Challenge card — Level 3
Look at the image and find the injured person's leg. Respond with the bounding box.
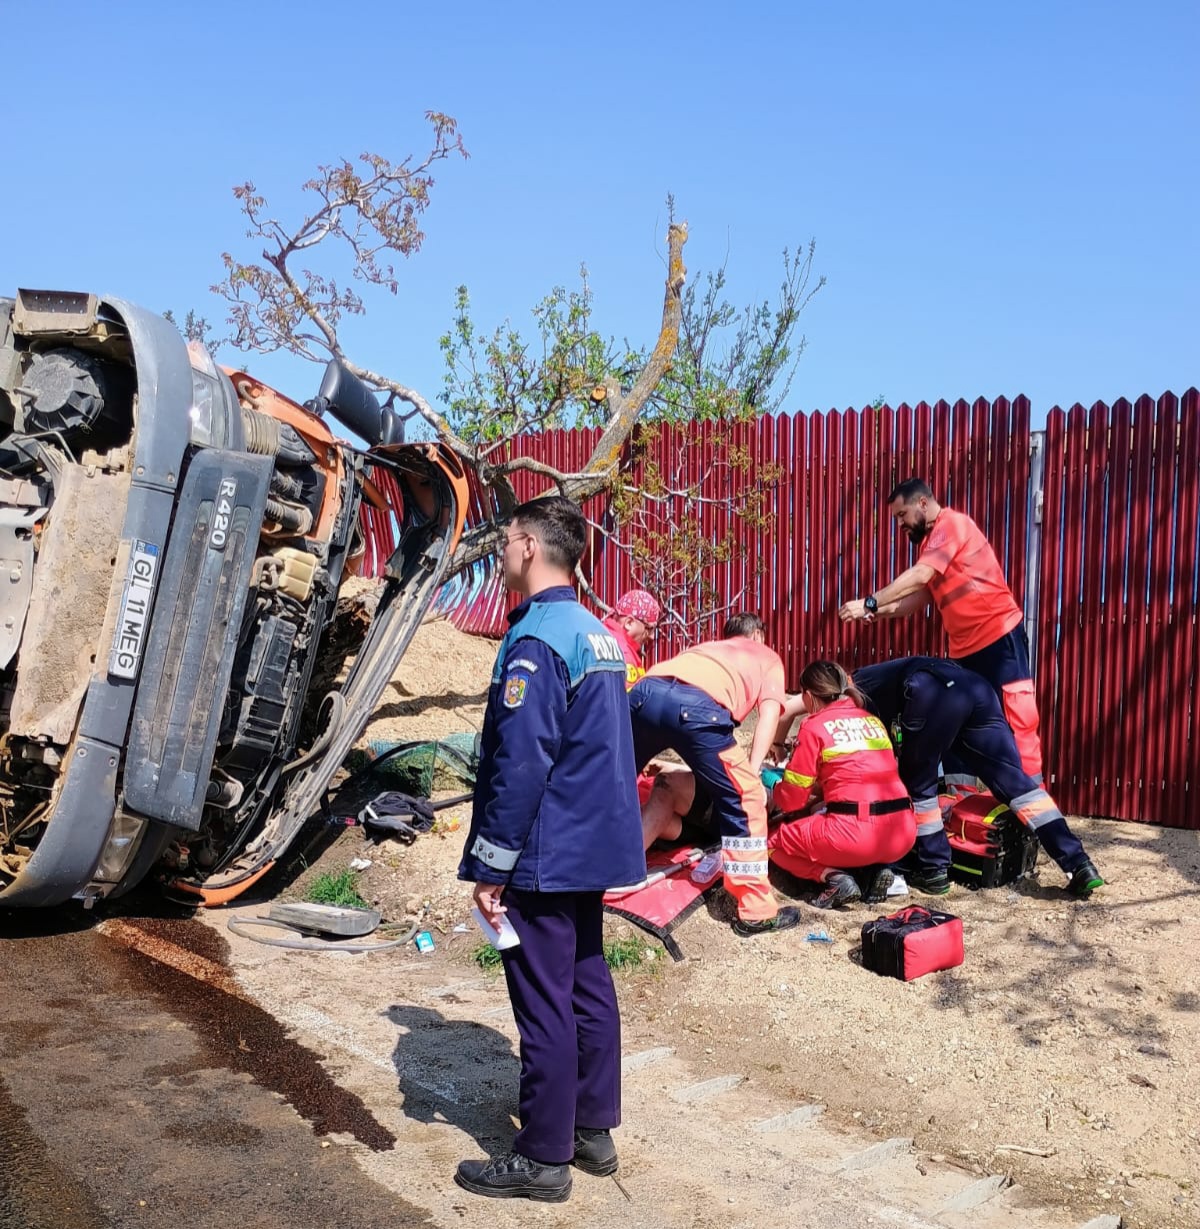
[640,766,698,848]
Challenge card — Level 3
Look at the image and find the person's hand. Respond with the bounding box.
[473,881,507,928]
[838,599,867,622]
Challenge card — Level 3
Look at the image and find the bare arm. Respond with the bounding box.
[771,693,808,755]
[873,562,936,606]
[839,562,936,622]
[875,587,932,618]
[750,698,783,775]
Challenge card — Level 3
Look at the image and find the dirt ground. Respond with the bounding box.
[256,610,1198,1228]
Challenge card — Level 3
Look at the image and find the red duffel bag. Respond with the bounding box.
[860,905,964,981]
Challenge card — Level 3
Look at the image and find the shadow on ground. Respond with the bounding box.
[386,1004,519,1155]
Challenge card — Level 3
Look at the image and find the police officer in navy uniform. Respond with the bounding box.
[455,496,645,1204]
[852,656,1103,898]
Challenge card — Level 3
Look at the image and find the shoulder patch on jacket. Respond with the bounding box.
[586,632,625,663]
[503,672,530,709]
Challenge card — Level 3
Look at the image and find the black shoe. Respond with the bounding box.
[813,871,862,910]
[573,1128,618,1176]
[863,866,895,904]
[454,1152,572,1202]
[1066,858,1104,899]
[907,870,952,896]
[731,905,801,938]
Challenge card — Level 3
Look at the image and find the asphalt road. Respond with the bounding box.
[0,909,431,1229]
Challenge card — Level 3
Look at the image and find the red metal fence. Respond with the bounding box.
[417,389,1198,828]
[1035,390,1200,828]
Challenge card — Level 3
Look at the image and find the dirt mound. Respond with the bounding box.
[346,589,496,746]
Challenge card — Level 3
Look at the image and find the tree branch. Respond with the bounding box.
[563,222,688,498]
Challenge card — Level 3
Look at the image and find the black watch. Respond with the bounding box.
[863,595,879,614]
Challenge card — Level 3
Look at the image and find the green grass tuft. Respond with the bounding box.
[305,869,368,909]
[603,935,660,970]
[470,933,662,973]
[471,941,503,970]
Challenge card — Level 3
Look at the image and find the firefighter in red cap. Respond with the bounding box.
[602,590,660,690]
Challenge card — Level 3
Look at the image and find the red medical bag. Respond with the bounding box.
[860,905,964,981]
[944,793,1039,889]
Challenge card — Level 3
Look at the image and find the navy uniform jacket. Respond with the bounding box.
[458,585,646,893]
[853,656,973,730]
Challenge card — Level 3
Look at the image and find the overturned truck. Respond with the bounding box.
[0,290,467,909]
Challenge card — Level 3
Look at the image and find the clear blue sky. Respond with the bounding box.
[2,1,1195,423]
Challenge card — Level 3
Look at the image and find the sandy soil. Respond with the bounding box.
[234,614,1200,1229]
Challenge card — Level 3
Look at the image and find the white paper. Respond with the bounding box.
[471,905,521,950]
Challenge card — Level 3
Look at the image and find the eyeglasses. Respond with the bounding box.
[495,531,532,558]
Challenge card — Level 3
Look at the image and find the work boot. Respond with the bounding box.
[906,870,952,896]
[731,906,801,938]
[862,866,895,904]
[1066,859,1104,899]
[813,871,862,910]
[573,1128,618,1176]
[454,1152,572,1202]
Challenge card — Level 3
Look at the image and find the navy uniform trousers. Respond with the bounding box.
[499,888,621,1164]
[897,668,1087,876]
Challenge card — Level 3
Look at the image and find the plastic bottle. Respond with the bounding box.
[690,851,723,884]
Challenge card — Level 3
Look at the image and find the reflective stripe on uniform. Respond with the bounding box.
[783,769,815,787]
[820,738,892,760]
[916,817,945,837]
[722,835,767,853]
[1009,787,1064,830]
[723,859,769,877]
[470,835,520,871]
[912,796,942,815]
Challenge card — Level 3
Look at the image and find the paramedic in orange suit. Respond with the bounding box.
[628,613,799,938]
[770,661,916,909]
[837,478,1044,780]
[601,590,660,690]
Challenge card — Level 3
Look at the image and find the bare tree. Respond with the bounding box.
[214,113,820,634]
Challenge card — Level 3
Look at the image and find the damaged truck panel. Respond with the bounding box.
[0,289,468,909]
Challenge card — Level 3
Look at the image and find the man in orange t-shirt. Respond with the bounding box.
[837,479,1043,779]
[628,613,799,938]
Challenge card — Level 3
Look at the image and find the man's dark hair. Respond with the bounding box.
[887,478,934,504]
[511,496,587,571]
[723,612,765,639]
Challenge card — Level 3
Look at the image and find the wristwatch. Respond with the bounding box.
[863,595,879,615]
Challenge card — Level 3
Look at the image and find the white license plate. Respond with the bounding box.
[108,540,160,680]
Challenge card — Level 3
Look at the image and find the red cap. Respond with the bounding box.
[613,590,660,626]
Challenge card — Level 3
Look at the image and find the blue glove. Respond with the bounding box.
[761,765,784,791]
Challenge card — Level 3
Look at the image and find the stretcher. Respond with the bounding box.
[603,843,722,961]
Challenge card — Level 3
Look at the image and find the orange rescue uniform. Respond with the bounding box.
[632,638,787,922]
[918,507,1043,777]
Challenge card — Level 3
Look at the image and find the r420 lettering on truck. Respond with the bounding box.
[209,478,238,550]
